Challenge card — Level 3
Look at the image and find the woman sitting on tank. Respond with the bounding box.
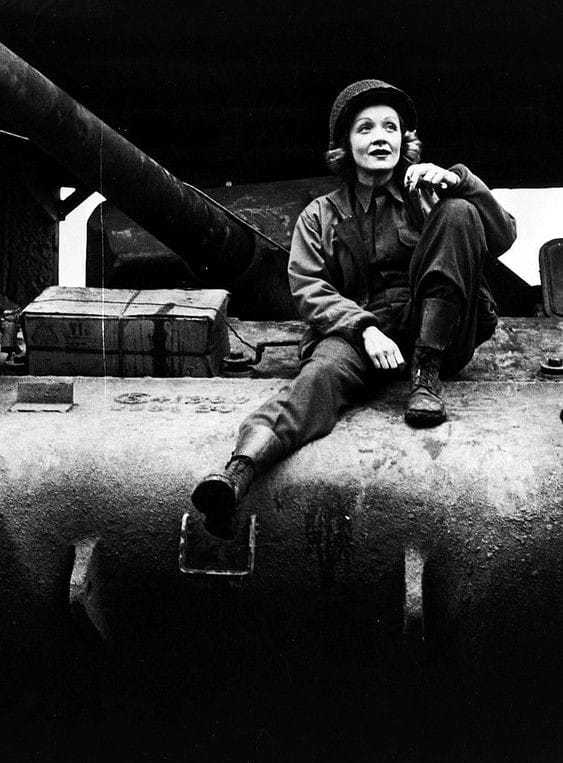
[192,78,516,538]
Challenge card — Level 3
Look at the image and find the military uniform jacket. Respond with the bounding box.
[288,163,517,357]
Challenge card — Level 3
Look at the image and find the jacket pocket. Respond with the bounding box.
[392,226,421,268]
[332,239,368,302]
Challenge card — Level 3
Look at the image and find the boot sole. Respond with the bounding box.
[404,409,447,428]
[191,475,237,538]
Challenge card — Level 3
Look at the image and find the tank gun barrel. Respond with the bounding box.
[0,42,255,285]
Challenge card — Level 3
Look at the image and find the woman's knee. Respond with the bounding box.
[434,197,482,228]
[301,343,369,392]
[426,197,487,252]
[300,352,344,384]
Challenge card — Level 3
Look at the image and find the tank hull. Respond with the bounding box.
[0,352,561,759]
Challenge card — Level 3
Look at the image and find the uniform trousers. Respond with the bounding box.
[237,197,494,456]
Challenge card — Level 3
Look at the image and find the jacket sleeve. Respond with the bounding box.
[287,202,378,343]
[447,163,517,257]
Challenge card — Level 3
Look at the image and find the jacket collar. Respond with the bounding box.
[355,180,405,213]
[325,184,355,219]
[326,180,404,218]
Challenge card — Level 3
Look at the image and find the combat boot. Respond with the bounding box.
[191,424,284,538]
[405,343,446,426]
[405,297,460,428]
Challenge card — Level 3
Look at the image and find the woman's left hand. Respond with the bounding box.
[404,163,460,192]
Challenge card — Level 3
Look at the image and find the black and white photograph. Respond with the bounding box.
[0,1,561,760]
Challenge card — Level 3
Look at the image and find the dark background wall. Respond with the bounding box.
[1,0,562,188]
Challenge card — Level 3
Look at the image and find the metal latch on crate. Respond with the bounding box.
[179,511,257,579]
[10,379,74,412]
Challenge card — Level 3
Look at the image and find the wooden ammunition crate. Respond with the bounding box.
[23,286,230,377]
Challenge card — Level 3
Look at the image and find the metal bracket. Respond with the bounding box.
[403,545,426,643]
[10,379,74,412]
[69,537,110,642]
[539,238,563,317]
[179,511,257,579]
[540,357,563,376]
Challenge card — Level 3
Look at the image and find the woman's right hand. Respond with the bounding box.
[362,326,405,371]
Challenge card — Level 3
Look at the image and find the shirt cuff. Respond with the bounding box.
[354,314,379,340]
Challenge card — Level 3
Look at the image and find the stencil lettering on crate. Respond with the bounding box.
[65,320,97,349]
[30,323,60,347]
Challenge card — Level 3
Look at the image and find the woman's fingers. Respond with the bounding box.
[405,163,459,191]
[393,347,406,368]
[362,328,405,372]
[387,350,405,370]
[372,348,405,371]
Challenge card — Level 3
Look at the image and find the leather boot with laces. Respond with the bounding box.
[191,425,284,538]
[404,297,460,428]
[404,344,446,427]
[191,456,255,538]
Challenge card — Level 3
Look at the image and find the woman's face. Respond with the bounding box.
[348,104,402,184]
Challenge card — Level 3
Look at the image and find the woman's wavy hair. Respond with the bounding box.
[325,113,422,183]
